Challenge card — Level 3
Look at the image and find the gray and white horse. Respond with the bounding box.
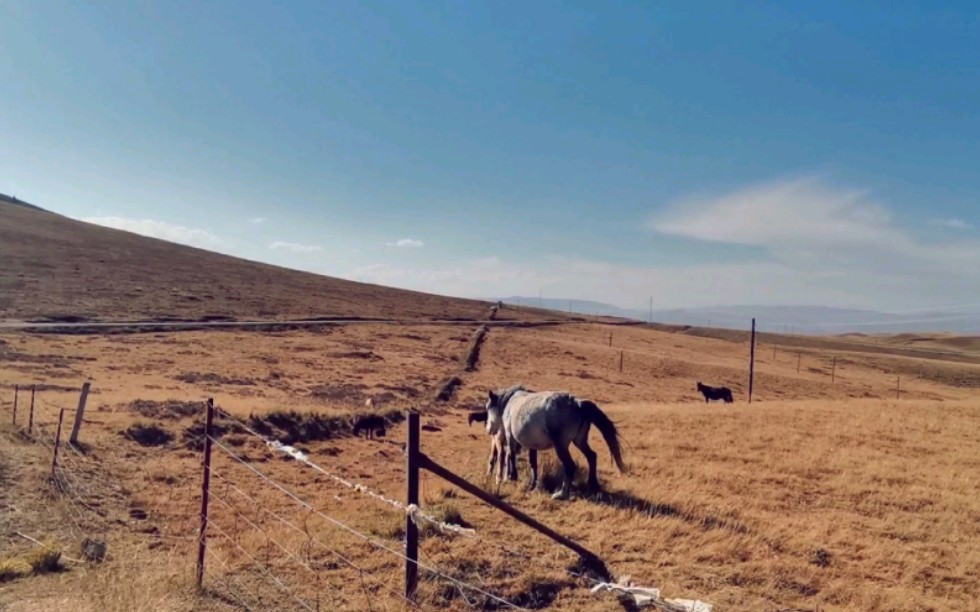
[485,385,627,500]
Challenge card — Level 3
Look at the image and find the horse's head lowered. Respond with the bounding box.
[485,384,528,436]
[485,390,503,435]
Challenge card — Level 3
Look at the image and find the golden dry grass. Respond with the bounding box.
[2,319,979,611]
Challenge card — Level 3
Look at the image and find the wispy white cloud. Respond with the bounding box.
[81,216,224,249]
[354,177,980,311]
[386,238,425,248]
[651,176,895,247]
[650,176,980,276]
[248,217,266,224]
[930,217,972,230]
[269,241,322,253]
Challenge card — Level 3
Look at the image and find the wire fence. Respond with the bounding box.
[6,383,710,612]
[10,387,198,548]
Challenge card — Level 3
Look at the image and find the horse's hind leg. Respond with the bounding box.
[552,443,577,500]
[573,435,599,494]
[507,439,519,481]
[527,449,538,491]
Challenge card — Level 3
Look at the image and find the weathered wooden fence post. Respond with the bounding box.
[196,398,215,589]
[797,352,801,374]
[831,357,837,383]
[12,385,18,426]
[618,350,623,373]
[69,382,91,445]
[748,319,756,403]
[28,385,35,433]
[51,408,65,479]
[896,376,901,400]
[405,410,421,601]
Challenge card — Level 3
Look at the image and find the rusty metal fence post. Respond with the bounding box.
[748,318,756,403]
[12,385,18,426]
[405,410,421,601]
[196,398,215,588]
[28,385,35,433]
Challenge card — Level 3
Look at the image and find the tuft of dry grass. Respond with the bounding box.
[463,325,488,371]
[0,538,62,583]
[0,558,30,583]
[123,422,174,447]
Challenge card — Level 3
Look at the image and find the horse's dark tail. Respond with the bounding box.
[578,399,627,473]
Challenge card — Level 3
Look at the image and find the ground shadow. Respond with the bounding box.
[586,488,750,534]
[535,459,749,534]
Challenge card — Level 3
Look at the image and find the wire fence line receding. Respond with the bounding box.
[203,431,526,610]
[9,384,198,546]
[8,385,710,611]
[212,406,476,538]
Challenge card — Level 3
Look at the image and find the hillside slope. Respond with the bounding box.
[0,202,562,323]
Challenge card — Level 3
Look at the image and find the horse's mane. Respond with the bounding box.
[496,384,530,409]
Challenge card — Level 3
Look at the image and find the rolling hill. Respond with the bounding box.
[0,200,567,323]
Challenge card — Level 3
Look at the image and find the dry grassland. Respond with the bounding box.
[0,203,565,324]
[1,322,979,611]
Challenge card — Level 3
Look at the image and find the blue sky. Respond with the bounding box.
[2,1,978,311]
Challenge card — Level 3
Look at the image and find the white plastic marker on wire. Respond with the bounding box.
[208,436,525,611]
[590,576,713,612]
[214,407,476,538]
[221,408,711,610]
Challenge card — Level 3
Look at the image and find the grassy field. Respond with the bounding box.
[2,200,979,610]
[2,320,979,611]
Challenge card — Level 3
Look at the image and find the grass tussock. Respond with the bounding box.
[433,375,463,402]
[0,538,62,583]
[0,558,29,583]
[463,325,488,371]
[127,398,203,420]
[175,371,256,386]
[122,422,174,447]
[245,408,405,445]
[181,413,247,450]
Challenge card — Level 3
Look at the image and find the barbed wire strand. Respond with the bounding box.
[208,466,408,611]
[205,519,317,612]
[209,435,527,611]
[212,406,475,538]
[203,545,261,612]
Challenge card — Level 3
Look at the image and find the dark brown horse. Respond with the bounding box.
[697,381,733,403]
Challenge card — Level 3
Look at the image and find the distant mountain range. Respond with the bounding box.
[497,297,980,335]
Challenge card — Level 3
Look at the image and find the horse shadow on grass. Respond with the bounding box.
[536,461,750,535]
